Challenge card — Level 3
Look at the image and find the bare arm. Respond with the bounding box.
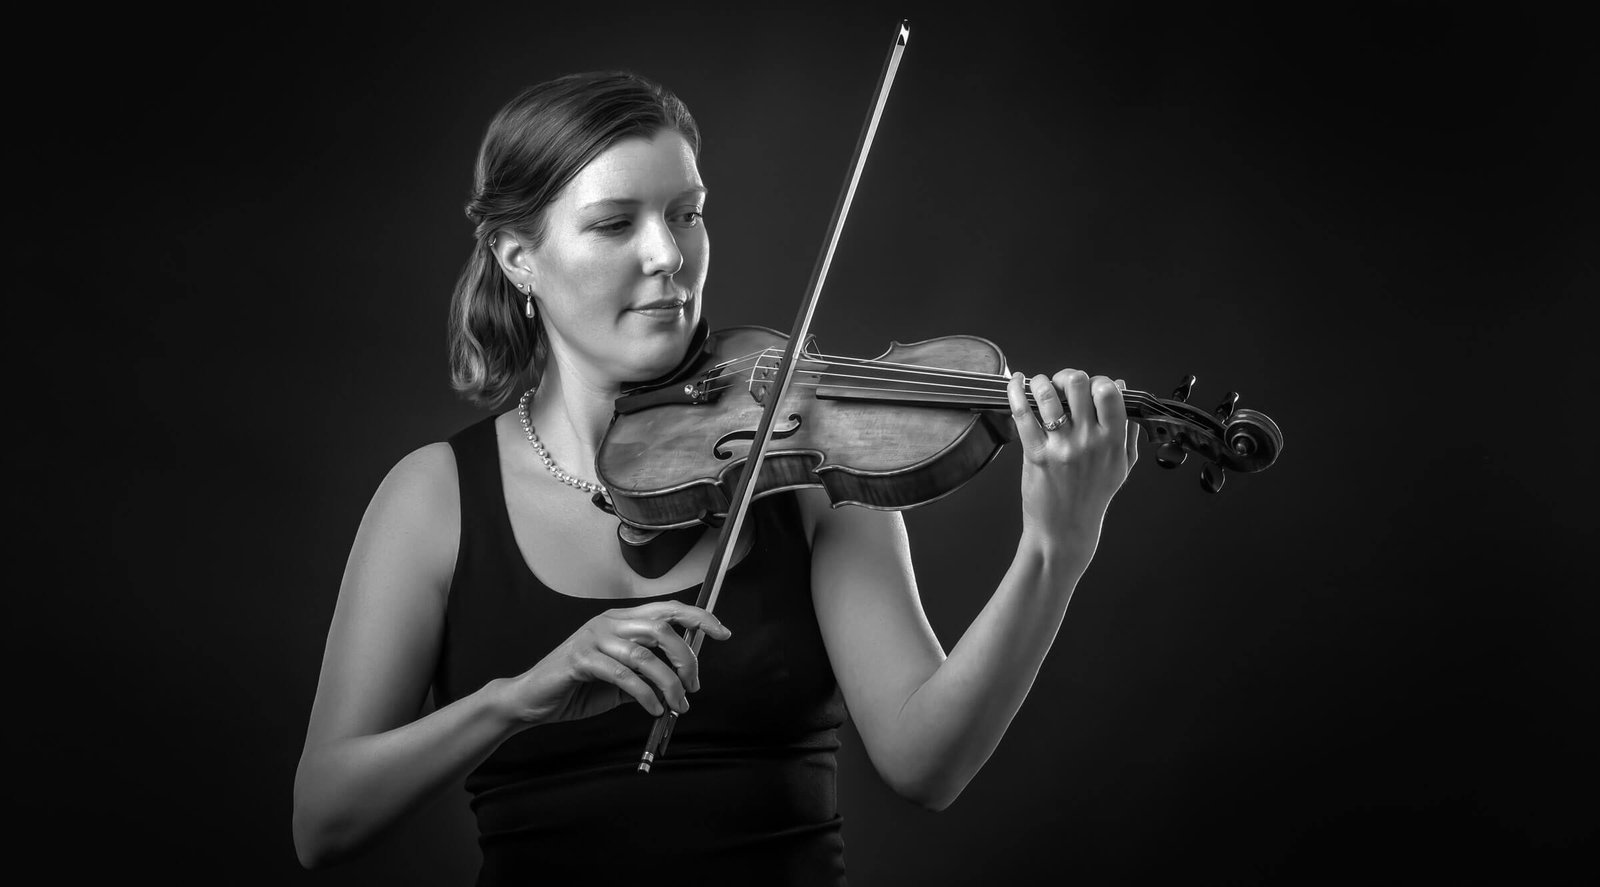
[292,442,731,868]
[807,371,1137,811]
[292,443,521,868]
[809,502,1095,811]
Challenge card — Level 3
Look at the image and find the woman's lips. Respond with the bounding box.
[629,299,686,318]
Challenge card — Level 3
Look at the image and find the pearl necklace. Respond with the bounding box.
[518,387,608,497]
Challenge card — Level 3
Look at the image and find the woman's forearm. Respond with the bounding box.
[894,525,1098,810]
[292,678,521,868]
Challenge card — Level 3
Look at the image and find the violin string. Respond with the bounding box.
[769,354,1022,389]
[675,345,800,378]
[744,365,1053,397]
[706,348,1180,403]
[704,349,769,373]
[699,351,998,396]
[697,347,1015,386]
[720,369,1183,420]
[681,348,1201,424]
[690,349,790,380]
[694,357,1178,412]
[728,380,1188,419]
[801,355,1191,422]
[745,347,1016,382]
[695,361,1173,407]
[791,349,1018,381]
[703,346,1197,413]
[768,347,1158,388]
[694,373,1187,423]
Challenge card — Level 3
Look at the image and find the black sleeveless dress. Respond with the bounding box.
[432,415,849,885]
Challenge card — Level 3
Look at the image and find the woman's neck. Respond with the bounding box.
[521,355,622,481]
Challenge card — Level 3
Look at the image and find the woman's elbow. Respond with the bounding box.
[884,767,964,812]
[295,842,327,870]
[293,817,325,869]
[907,784,961,812]
[293,808,342,869]
[292,783,359,869]
[295,810,370,870]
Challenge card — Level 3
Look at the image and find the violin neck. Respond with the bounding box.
[812,375,1166,426]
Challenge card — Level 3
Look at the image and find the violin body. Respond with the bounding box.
[597,326,1285,533]
[597,326,1018,531]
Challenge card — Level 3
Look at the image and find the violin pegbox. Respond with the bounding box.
[1129,381,1283,493]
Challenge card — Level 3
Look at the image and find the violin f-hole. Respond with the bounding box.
[713,413,803,460]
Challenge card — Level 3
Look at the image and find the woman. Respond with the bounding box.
[293,71,1137,884]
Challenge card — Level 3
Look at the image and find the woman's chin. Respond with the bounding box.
[620,330,695,382]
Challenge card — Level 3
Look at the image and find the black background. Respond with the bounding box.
[22,2,1594,884]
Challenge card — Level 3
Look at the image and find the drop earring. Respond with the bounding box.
[517,283,535,319]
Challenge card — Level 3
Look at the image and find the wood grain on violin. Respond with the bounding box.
[598,326,1283,529]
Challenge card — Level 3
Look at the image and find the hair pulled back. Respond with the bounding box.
[449,71,701,407]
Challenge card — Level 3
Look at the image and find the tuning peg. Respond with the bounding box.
[1171,374,1196,403]
[1213,391,1240,420]
[1200,462,1226,493]
[1156,442,1187,469]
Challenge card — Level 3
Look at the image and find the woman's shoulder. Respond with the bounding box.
[384,441,459,495]
[363,442,461,537]
[380,411,505,498]
[348,442,463,595]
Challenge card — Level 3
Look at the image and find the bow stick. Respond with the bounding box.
[639,19,912,773]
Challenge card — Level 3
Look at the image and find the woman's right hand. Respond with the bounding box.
[501,601,732,726]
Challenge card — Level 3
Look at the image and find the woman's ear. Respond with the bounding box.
[491,232,539,292]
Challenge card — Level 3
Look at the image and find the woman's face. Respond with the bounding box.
[524,128,707,386]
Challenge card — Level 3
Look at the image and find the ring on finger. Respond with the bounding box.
[1041,415,1067,432]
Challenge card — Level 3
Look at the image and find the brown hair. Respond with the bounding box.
[449,71,701,407]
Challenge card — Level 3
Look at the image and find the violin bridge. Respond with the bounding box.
[748,348,824,405]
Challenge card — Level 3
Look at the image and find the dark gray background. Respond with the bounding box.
[23,2,1593,883]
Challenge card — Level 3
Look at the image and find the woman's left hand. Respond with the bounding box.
[1006,369,1139,550]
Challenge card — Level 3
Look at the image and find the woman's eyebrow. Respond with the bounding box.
[579,197,643,212]
[578,188,707,212]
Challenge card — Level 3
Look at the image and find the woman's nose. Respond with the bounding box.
[640,218,683,276]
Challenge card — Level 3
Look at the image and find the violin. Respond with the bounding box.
[596,324,1282,536]
[616,20,1282,773]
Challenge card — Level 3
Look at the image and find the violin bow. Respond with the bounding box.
[638,19,913,773]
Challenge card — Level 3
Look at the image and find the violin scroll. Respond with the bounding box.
[1187,407,1283,494]
[1133,388,1282,492]
[1222,408,1282,472]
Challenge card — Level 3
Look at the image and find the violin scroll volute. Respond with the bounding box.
[1220,408,1283,473]
[1136,395,1283,488]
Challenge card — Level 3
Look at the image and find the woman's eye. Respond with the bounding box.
[674,210,704,227]
[594,219,631,234]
